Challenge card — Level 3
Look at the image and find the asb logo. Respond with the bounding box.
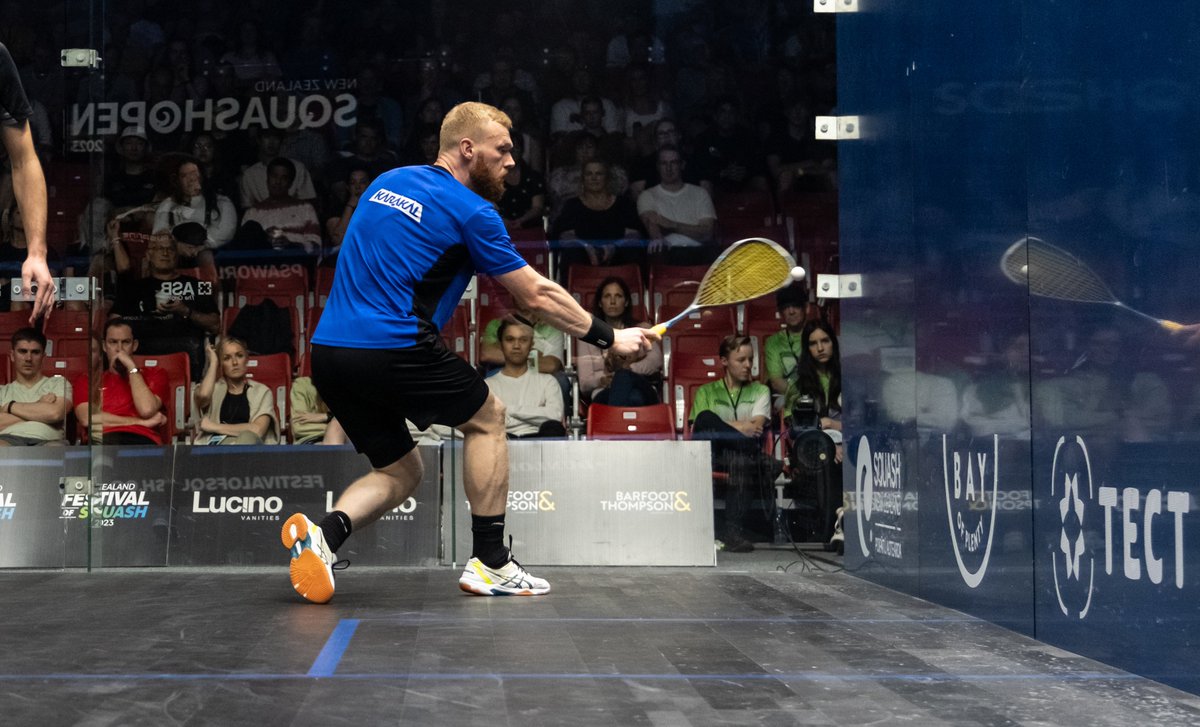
[1050,435,1095,619]
[942,434,1000,588]
[854,436,904,560]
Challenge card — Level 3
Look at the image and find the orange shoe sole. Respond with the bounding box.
[281,514,334,604]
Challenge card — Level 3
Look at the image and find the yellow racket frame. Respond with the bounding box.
[650,238,798,335]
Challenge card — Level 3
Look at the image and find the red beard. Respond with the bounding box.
[468,156,506,203]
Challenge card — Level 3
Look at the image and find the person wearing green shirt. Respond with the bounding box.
[689,334,773,553]
[764,283,808,410]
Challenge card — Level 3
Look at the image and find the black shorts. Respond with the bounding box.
[311,341,489,468]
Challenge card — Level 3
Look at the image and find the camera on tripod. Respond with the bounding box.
[791,395,820,431]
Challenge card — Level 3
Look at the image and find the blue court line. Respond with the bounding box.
[0,671,1142,684]
[306,619,360,677]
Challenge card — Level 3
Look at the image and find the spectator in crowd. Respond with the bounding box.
[402,56,463,128]
[764,283,808,408]
[189,132,239,204]
[496,137,546,232]
[576,95,628,164]
[401,123,441,167]
[194,336,280,445]
[237,157,323,254]
[577,277,662,406]
[696,97,769,195]
[152,155,237,253]
[325,163,371,251]
[103,126,158,210]
[788,319,844,547]
[219,20,282,88]
[620,64,672,156]
[549,67,622,137]
[73,320,169,445]
[961,331,1031,439]
[0,328,71,446]
[239,127,317,209]
[547,131,598,222]
[326,119,398,202]
[767,98,836,193]
[281,114,333,189]
[1042,324,1170,443]
[110,231,220,381]
[500,94,545,175]
[485,319,566,439]
[551,159,643,268]
[476,56,536,120]
[605,17,668,70]
[637,145,717,265]
[479,314,565,376]
[689,334,774,553]
[340,65,403,151]
[163,39,208,106]
[290,375,338,445]
[628,118,710,196]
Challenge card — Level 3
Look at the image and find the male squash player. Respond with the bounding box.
[282,102,656,602]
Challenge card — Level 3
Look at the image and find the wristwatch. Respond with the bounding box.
[127,367,140,375]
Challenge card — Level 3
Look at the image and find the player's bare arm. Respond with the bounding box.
[495,265,658,357]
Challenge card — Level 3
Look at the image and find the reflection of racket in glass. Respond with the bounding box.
[650,237,799,335]
[1000,237,1182,331]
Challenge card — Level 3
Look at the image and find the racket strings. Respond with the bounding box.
[695,241,793,306]
[1002,238,1116,304]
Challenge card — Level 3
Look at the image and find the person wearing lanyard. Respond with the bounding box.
[764,283,809,410]
[689,334,773,553]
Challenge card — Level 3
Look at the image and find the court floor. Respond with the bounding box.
[2,549,1199,726]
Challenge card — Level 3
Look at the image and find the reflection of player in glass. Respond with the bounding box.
[0,42,53,320]
[282,102,657,603]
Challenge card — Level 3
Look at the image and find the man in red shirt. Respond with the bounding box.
[73,319,168,445]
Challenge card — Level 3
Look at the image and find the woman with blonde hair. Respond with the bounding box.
[194,336,279,445]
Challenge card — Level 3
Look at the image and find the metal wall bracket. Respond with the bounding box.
[60,477,93,496]
[61,49,102,69]
[815,116,862,141]
[814,0,859,13]
[9,277,95,302]
[817,273,863,298]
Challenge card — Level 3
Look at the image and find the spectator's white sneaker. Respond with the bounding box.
[281,513,337,604]
[459,557,551,596]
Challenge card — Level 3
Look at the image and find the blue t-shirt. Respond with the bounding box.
[313,165,527,348]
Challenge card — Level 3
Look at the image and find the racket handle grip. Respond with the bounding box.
[1161,319,1184,331]
[650,323,668,336]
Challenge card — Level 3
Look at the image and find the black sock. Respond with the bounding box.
[318,511,353,553]
[471,513,509,568]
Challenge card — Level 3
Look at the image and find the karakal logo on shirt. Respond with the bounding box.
[369,188,424,223]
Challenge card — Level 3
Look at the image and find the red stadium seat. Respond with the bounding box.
[43,309,93,340]
[49,337,92,358]
[648,264,709,317]
[235,269,310,344]
[509,228,551,276]
[0,310,30,339]
[313,266,336,308]
[42,356,90,389]
[586,403,675,440]
[245,353,293,441]
[223,304,302,362]
[134,351,191,441]
[656,284,736,333]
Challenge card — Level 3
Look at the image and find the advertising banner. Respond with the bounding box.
[443,440,715,566]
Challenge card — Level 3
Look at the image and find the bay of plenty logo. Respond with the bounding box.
[60,482,150,524]
[854,436,904,559]
[600,490,692,513]
[0,484,15,520]
[941,434,1000,588]
[1050,436,1095,619]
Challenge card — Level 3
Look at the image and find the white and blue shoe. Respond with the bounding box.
[459,556,550,596]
